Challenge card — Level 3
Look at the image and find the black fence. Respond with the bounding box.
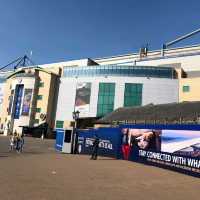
[20,123,48,138]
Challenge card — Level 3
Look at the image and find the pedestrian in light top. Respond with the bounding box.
[9,134,14,151]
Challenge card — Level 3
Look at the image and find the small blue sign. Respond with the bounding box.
[55,129,64,151]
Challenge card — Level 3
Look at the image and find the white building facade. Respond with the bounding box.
[55,65,178,127]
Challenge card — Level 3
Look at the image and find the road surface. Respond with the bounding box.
[0,135,199,200]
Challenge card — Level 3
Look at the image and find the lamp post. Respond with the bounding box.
[72,110,80,154]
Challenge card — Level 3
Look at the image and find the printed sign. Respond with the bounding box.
[75,82,91,115]
[121,127,200,176]
[21,89,32,116]
[13,85,24,119]
[78,128,121,158]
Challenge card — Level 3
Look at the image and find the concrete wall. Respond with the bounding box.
[0,68,59,136]
[179,77,200,102]
[11,77,35,133]
[0,82,5,131]
[137,55,200,72]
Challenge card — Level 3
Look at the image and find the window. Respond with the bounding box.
[183,85,190,92]
[39,82,44,87]
[37,95,43,100]
[124,83,142,107]
[97,83,115,117]
[56,120,64,129]
[63,65,174,78]
[36,108,41,113]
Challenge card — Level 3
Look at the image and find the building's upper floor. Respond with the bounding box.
[2,44,200,79]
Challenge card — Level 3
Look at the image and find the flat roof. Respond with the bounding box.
[98,101,200,124]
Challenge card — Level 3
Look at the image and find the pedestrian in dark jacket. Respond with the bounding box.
[16,133,21,153]
[91,134,100,160]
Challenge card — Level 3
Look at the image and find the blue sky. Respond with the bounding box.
[0,0,200,67]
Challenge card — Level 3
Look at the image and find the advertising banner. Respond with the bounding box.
[120,126,200,176]
[55,129,64,152]
[13,85,24,119]
[8,90,14,115]
[21,89,32,116]
[0,83,4,113]
[75,82,91,115]
[78,128,121,158]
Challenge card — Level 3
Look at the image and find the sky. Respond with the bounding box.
[1,0,200,68]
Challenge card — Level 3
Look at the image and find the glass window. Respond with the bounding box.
[124,83,142,107]
[97,83,115,117]
[56,120,64,128]
[39,82,44,87]
[183,85,190,92]
[36,108,41,113]
[62,65,174,78]
[37,95,43,100]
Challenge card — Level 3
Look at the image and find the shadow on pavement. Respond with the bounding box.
[0,155,9,158]
[95,158,117,160]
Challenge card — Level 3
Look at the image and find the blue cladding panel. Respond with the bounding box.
[55,129,64,151]
[78,128,121,158]
[120,123,200,131]
[56,124,200,177]
[14,85,24,119]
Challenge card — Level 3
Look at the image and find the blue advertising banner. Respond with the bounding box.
[21,89,32,116]
[55,124,200,177]
[55,129,64,151]
[77,128,121,158]
[119,124,200,177]
[14,85,24,119]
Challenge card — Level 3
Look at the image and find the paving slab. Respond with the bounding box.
[0,136,199,200]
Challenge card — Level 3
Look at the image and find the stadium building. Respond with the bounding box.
[1,44,200,136]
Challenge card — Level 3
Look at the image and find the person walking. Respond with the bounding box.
[90,134,100,160]
[9,134,14,151]
[21,133,24,152]
[16,133,22,153]
[13,130,17,150]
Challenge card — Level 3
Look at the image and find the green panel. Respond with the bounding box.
[124,83,142,107]
[183,85,190,92]
[97,83,115,117]
[36,108,41,113]
[56,120,64,128]
[37,95,43,100]
[39,82,44,87]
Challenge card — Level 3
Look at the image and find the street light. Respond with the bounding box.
[72,110,80,154]
[72,110,80,122]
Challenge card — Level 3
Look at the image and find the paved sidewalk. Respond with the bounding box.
[0,136,199,200]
